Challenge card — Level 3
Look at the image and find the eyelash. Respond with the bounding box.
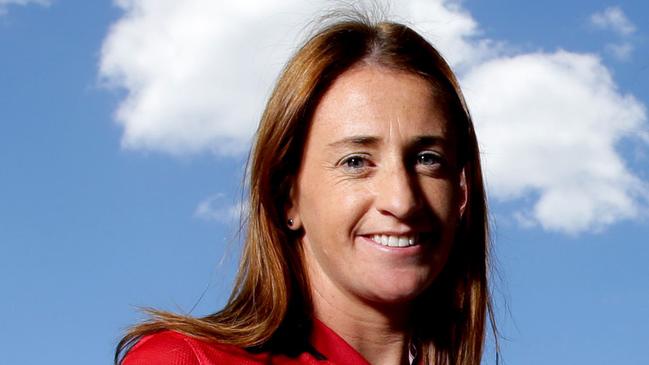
[339,152,444,173]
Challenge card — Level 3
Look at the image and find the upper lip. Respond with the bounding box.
[359,230,424,236]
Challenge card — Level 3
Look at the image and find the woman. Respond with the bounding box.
[116,14,496,365]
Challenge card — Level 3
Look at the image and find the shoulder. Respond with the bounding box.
[121,330,272,365]
[121,331,202,365]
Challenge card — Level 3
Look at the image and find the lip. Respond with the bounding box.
[362,230,417,236]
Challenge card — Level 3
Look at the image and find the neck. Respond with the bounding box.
[313,290,413,365]
[306,262,414,365]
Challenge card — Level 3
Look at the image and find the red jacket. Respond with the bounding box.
[122,320,372,365]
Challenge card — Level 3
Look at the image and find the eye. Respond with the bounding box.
[338,154,374,174]
[342,155,367,169]
[416,151,442,166]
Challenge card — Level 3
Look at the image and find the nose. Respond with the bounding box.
[374,160,420,219]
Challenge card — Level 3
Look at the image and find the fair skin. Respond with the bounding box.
[288,65,467,365]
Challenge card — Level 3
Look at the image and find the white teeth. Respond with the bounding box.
[370,234,417,247]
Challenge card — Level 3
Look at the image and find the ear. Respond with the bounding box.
[285,183,302,230]
[459,168,468,219]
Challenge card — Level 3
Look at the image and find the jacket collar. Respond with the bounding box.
[310,319,372,365]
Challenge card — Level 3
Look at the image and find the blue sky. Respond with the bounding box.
[1,1,647,364]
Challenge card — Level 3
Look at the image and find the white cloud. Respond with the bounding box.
[463,51,647,234]
[605,41,633,61]
[590,7,636,62]
[100,0,649,234]
[0,0,49,15]
[99,0,316,155]
[98,0,490,155]
[194,194,247,224]
[590,6,636,36]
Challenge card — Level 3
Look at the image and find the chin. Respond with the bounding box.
[364,274,434,305]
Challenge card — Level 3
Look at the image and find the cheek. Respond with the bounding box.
[421,179,461,222]
[301,176,371,235]
[297,180,374,271]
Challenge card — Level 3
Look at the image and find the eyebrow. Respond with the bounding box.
[412,135,447,147]
[327,135,447,149]
[327,135,380,149]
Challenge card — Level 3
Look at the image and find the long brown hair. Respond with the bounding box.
[116,13,497,365]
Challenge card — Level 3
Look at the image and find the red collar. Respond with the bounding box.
[310,320,371,365]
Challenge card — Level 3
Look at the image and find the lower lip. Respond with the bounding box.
[358,235,428,255]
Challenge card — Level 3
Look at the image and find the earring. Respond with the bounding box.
[287,218,294,227]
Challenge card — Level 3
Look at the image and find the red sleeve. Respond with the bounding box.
[122,331,201,365]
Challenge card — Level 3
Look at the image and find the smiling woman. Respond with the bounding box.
[116,12,496,365]
[292,66,465,311]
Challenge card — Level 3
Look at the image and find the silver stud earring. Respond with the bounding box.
[287,218,294,227]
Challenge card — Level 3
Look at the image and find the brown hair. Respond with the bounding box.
[116,13,497,365]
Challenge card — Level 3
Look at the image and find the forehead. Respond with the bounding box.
[309,65,450,142]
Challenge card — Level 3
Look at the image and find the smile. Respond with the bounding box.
[369,234,418,248]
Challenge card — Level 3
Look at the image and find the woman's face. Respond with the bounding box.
[288,65,466,309]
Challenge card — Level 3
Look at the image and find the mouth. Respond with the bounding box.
[367,233,422,248]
